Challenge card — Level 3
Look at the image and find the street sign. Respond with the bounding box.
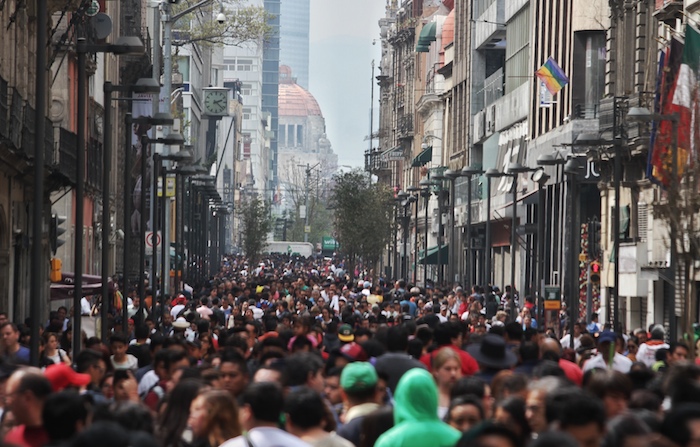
[145,231,162,255]
[304,226,311,234]
[544,285,561,310]
[382,147,404,161]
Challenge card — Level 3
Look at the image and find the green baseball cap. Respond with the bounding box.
[340,362,378,392]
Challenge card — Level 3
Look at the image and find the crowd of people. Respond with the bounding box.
[1,254,700,447]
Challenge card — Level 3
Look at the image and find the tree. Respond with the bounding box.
[278,156,334,243]
[329,170,393,280]
[171,0,273,48]
[240,195,273,265]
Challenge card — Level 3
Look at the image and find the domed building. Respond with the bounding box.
[277,65,337,206]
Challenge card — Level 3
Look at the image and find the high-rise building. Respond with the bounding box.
[263,0,281,197]
[279,0,310,89]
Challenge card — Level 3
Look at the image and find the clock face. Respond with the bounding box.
[204,90,228,115]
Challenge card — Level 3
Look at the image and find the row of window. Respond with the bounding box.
[278,124,303,147]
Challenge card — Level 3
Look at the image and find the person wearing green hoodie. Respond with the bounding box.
[374,368,461,447]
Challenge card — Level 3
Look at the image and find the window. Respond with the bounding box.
[241,83,252,96]
[237,59,253,71]
[505,6,529,94]
[175,56,190,82]
[287,124,295,146]
[242,133,251,159]
[279,125,286,145]
[243,108,251,120]
[296,125,303,146]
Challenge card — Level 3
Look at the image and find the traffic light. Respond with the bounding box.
[50,258,62,282]
[590,260,601,285]
[588,217,602,259]
[49,213,67,255]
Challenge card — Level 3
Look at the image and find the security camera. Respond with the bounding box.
[216,12,226,24]
[116,229,125,240]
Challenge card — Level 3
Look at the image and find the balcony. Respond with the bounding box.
[397,114,414,139]
[9,88,23,150]
[654,0,683,22]
[86,138,103,191]
[0,77,8,141]
[55,127,78,185]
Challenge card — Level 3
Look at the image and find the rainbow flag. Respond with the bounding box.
[535,57,569,95]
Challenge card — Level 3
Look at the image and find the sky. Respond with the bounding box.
[308,0,385,168]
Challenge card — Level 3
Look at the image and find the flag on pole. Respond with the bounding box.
[670,24,700,176]
[649,37,684,186]
[535,57,570,95]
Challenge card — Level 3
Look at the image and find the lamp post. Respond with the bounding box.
[74,36,145,356]
[444,169,459,286]
[564,158,581,348]
[102,78,160,343]
[537,151,567,325]
[430,173,448,287]
[627,107,680,339]
[419,179,435,287]
[151,140,187,308]
[531,167,550,325]
[403,195,416,280]
[396,191,409,280]
[174,163,207,292]
[136,114,175,309]
[461,165,484,291]
[506,162,534,320]
[30,0,47,366]
[407,185,421,284]
[484,169,504,288]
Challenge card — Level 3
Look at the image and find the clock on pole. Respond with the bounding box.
[203,87,229,116]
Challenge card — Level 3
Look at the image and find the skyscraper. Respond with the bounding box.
[279,0,310,89]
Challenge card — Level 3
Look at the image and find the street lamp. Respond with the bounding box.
[484,169,504,288]
[101,77,160,343]
[564,157,582,348]
[460,164,484,291]
[444,169,460,286]
[173,163,207,292]
[73,36,144,359]
[152,141,187,306]
[407,185,421,284]
[419,178,436,287]
[431,172,448,286]
[627,107,680,339]
[505,162,534,320]
[138,129,180,314]
[154,147,190,303]
[531,167,550,325]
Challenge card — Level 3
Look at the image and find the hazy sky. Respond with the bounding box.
[308,0,385,168]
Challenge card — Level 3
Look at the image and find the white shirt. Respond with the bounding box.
[221,427,310,447]
[80,297,93,315]
[582,352,633,374]
[560,334,581,351]
[138,369,159,397]
[171,304,186,318]
[636,341,670,368]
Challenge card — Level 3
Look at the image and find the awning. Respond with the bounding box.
[416,21,437,52]
[418,245,449,265]
[49,272,109,301]
[411,145,433,167]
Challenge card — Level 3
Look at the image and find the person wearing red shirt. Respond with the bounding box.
[420,323,478,376]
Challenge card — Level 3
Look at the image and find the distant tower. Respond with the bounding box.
[279,0,310,89]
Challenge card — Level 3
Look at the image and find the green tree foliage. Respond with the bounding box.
[240,195,273,265]
[329,170,393,279]
[171,0,273,48]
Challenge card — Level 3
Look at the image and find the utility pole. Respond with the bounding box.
[300,163,320,243]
